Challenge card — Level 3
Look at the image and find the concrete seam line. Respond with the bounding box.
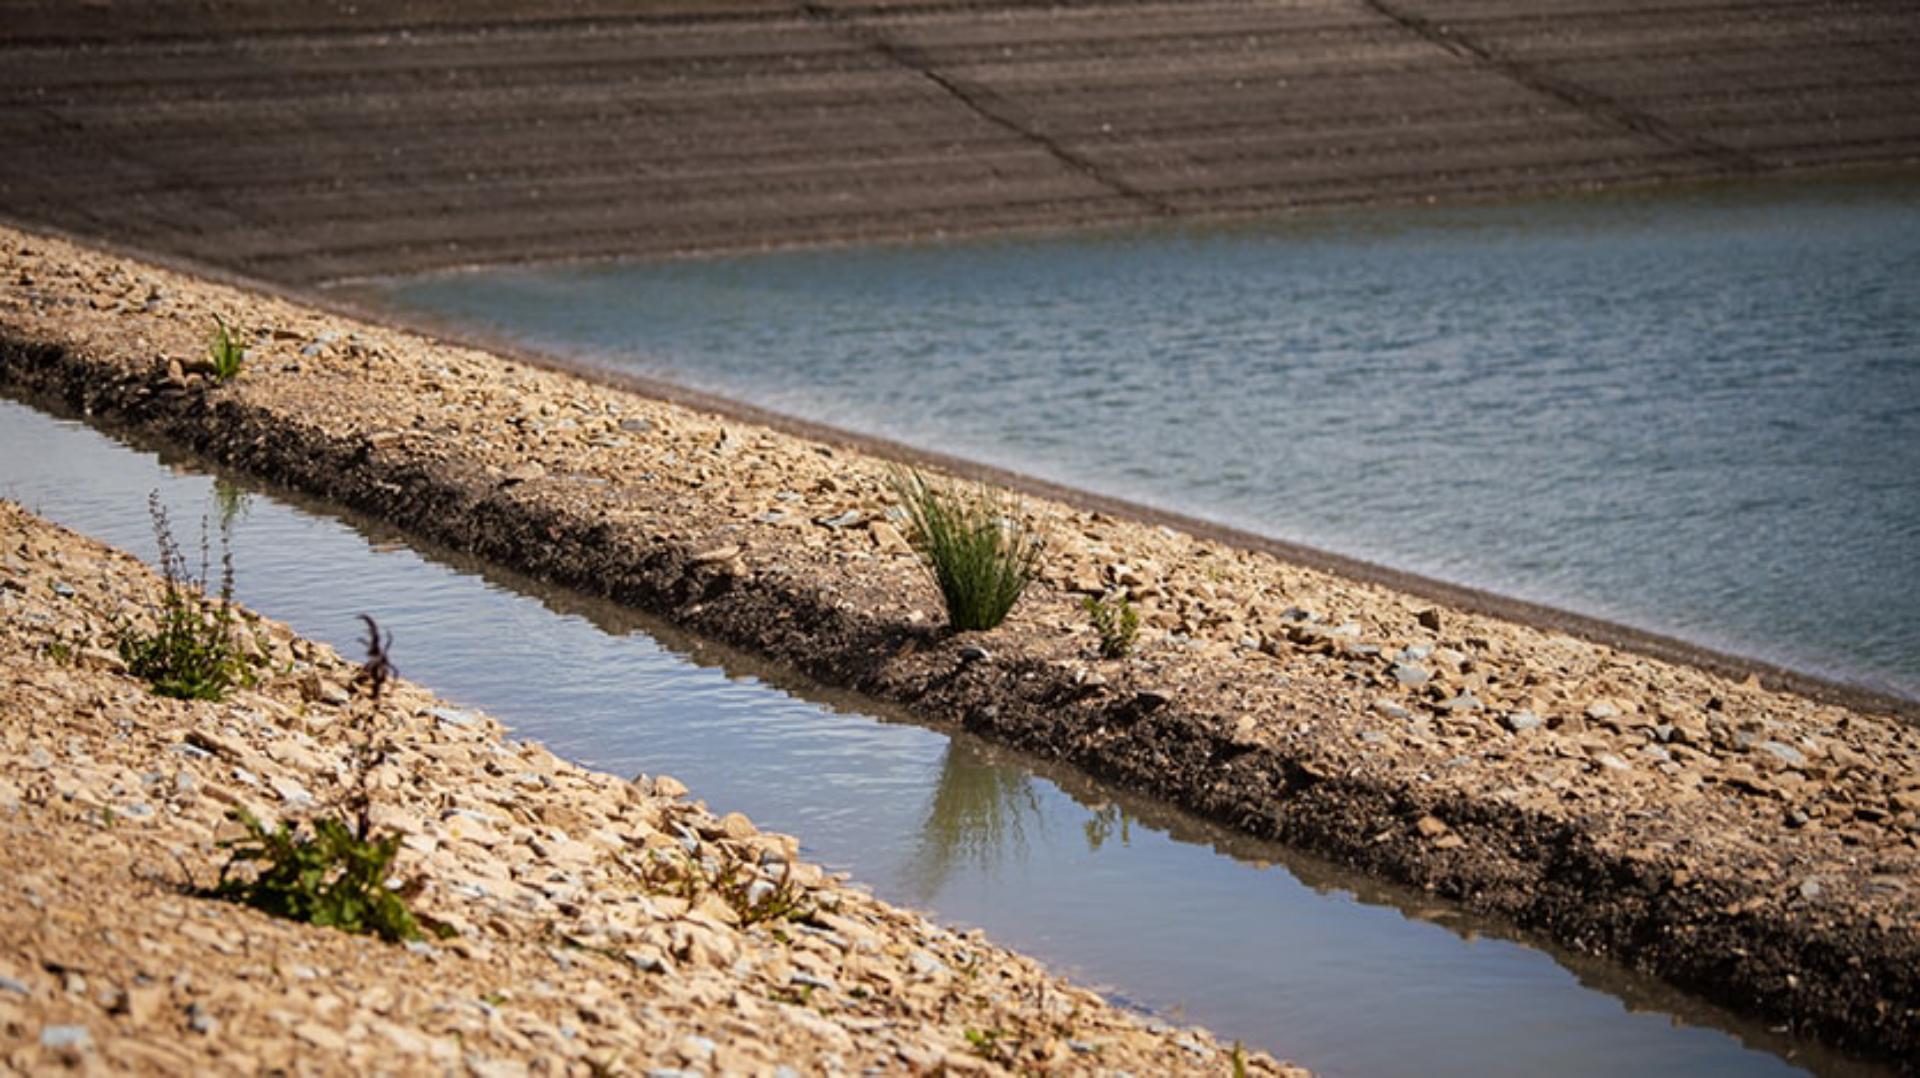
[794,0,1180,217]
[1357,0,1768,175]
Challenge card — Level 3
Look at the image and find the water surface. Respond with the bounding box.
[0,398,1882,1077]
[355,178,1920,700]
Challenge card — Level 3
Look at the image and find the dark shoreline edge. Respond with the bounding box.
[5,318,1916,1069]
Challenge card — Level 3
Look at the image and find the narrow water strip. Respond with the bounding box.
[0,397,1881,1077]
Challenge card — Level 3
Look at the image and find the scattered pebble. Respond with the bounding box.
[39,1025,91,1051]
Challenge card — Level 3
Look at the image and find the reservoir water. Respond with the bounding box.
[0,396,1887,1076]
[351,178,1920,702]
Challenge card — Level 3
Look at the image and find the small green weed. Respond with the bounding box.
[1231,1040,1249,1078]
[117,492,253,701]
[890,469,1043,632]
[211,612,443,946]
[211,808,424,943]
[964,1027,1011,1062]
[208,315,245,383]
[1082,594,1139,658]
[629,847,813,927]
[725,863,812,927]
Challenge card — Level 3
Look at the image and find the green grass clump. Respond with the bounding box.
[212,809,423,943]
[1082,594,1139,658]
[890,469,1043,632]
[117,492,252,701]
[208,315,245,382]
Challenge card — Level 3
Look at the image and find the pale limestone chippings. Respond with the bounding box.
[0,502,1299,1074]
[2,224,1919,1054]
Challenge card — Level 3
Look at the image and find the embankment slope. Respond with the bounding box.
[2,0,1917,283]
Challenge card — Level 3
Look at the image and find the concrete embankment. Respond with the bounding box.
[0,499,1298,1074]
[3,227,1918,1067]
[1,0,1917,283]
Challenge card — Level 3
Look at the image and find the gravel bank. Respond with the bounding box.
[2,225,1917,1067]
[1,0,1916,283]
[0,499,1296,1074]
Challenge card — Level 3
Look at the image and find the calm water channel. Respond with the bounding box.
[354,178,1920,702]
[0,398,1886,1076]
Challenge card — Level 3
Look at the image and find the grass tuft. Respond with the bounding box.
[117,491,253,701]
[208,315,245,383]
[1082,594,1139,658]
[890,469,1043,632]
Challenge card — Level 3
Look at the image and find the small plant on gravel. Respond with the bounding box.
[964,1027,1012,1063]
[351,614,397,702]
[628,846,814,927]
[208,315,245,382]
[726,867,812,927]
[1082,594,1139,658]
[117,491,253,701]
[206,615,452,944]
[211,808,424,943]
[890,469,1043,632]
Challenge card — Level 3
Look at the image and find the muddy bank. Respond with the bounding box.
[2,0,1917,284]
[0,499,1295,1074]
[2,226,1918,1067]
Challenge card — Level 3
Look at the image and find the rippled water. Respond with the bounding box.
[355,178,1920,701]
[1,397,1886,1076]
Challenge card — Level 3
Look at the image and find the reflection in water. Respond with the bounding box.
[212,476,251,531]
[907,738,1141,904]
[1083,802,1131,853]
[905,740,1046,903]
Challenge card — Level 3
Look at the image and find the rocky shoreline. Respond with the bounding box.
[2,224,1917,1068]
[0,500,1295,1073]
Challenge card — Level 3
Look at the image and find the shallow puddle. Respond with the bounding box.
[0,397,1884,1077]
